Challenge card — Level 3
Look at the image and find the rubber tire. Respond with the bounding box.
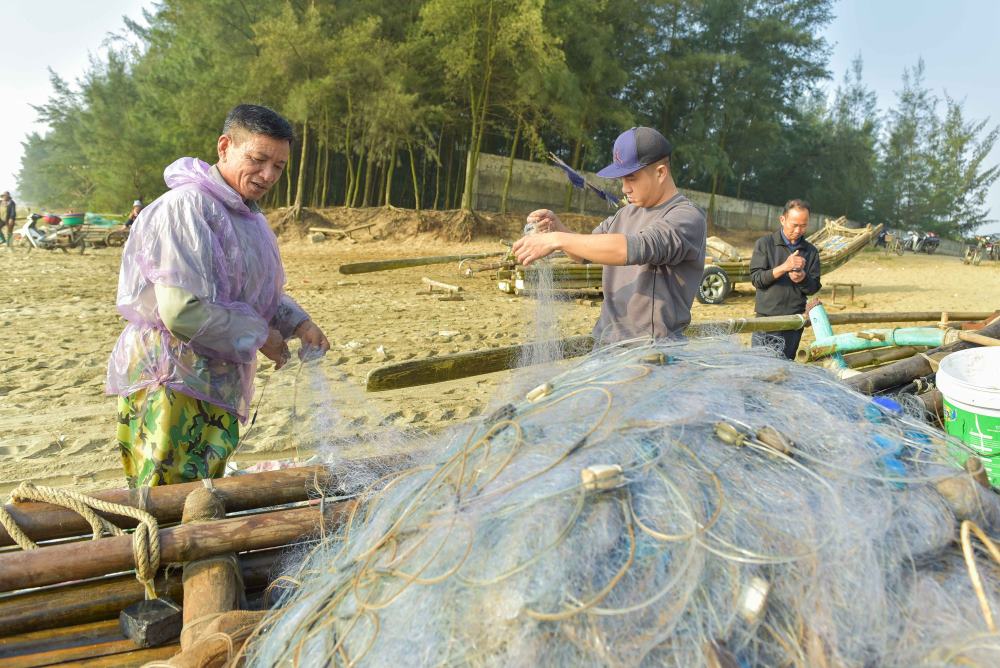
[697,266,732,305]
[925,244,937,255]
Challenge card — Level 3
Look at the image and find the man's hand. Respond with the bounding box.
[294,319,330,361]
[260,328,290,369]
[525,209,568,234]
[772,249,806,281]
[513,232,562,266]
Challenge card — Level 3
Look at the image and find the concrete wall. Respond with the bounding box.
[474,152,845,233]
[473,152,965,256]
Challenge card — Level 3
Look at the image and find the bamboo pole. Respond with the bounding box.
[339,252,505,275]
[840,346,929,369]
[846,316,1000,395]
[0,502,353,593]
[0,549,280,637]
[0,466,332,549]
[421,277,462,293]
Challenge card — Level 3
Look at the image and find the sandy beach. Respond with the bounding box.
[1,209,997,494]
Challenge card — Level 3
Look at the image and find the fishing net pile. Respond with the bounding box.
[244,339,1000,666]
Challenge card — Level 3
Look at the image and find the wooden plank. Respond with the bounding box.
[1,466,332,548]
[0,502,354,593]
[339,252,505,275]
[0,620,121,660]
[0,549,280,637]
[0,622,171,667]
[36,644,178,667]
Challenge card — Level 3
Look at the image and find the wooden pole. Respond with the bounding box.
[421,277,463,293]
[0,549,280,637]
[338,252,505,275]
[366,336,594,392]
[0,466,332,548]
[846,316,1000,395]
[179,488,241,651]
[0,618,179,666]
[957,331,1000,347]
[0,501,354,593]
[917,389,943,418]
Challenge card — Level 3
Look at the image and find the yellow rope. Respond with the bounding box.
[960,520,1000,632]
[1,481,161,599]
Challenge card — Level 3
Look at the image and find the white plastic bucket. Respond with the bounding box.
[937,347,1000,487]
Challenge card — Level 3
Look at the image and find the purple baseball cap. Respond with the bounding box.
[596,127,673,178]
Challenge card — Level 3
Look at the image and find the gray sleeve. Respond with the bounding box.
[624,205,706,267]
[592,212,618,235]
[271,294,310,339]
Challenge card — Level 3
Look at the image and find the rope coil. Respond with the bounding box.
[0,482,161,599]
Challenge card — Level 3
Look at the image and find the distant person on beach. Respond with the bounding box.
[107,104,330,487]
[125,199,143,228]
[748,199,821,360]
[1,191,16,247]
[511,127,707,344]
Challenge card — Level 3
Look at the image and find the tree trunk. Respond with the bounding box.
[461,8,495,212]
[362,147,375,207]
[284,151,293,207]
[407,141,421,210]
[311,131,323,207]
[320,144,330,207]
[444,136,454,209]
[384,142,397,207]
[292,119,309,216]
[500,115,522,214]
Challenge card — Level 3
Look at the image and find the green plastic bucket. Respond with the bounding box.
[61,212,85,226]
[938,347,1000,487]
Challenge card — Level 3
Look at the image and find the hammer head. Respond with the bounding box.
[119,597,182,648]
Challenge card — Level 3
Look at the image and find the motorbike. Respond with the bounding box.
[19,213,84,253]
[902,230,940,254]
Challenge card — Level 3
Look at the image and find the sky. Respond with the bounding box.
[2,1,998,231]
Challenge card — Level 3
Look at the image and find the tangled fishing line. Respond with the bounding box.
[242,338,1000,667]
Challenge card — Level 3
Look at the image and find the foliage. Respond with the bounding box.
[16,0,998,236]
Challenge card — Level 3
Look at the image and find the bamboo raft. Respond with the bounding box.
[0,457,412,667]
[497,217,882,304]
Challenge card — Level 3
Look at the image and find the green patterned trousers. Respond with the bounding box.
[117,386,239,488]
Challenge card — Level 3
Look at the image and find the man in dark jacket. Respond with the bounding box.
[1,192,15,247]
[749,199,821,359]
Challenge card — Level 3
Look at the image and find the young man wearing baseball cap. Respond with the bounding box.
[512,127,707,344]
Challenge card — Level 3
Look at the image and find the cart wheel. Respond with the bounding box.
[105,230,128,247]
[697,266,732,305]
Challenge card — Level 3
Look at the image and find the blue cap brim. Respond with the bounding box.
[596,163,640,178]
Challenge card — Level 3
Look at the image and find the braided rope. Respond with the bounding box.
[0,482,161,598]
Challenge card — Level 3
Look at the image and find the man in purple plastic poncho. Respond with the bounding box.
[107,104,330,487]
